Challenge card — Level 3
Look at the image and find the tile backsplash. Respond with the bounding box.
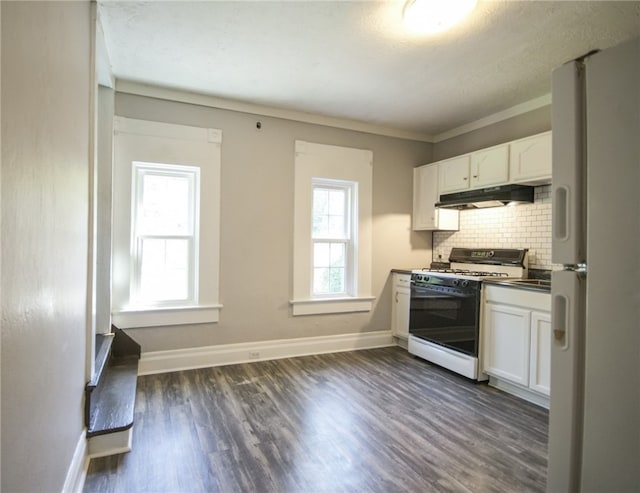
[433,185,553,270]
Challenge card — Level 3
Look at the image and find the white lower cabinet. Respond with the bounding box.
[529,311,552,395]
[484,304,531,386]
[391,273,411,339]
[482,284,551,407]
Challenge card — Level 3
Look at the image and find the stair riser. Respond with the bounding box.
[88,427,133,458]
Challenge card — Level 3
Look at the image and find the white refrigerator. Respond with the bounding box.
[548,37,639,492]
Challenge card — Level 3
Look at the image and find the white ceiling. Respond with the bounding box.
[98,0,640,141]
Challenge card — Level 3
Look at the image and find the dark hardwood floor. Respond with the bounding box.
[83,346,548,493]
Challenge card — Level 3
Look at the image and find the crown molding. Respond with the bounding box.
[115,80,551,145]
[432,94,552,143]
[115,80,434,143]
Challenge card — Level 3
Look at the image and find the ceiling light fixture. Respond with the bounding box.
[402,0,478,34]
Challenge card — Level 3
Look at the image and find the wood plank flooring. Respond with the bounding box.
[83,347,548,493]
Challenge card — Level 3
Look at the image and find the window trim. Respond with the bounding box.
[111,117,222,328]
[291,140,374,316]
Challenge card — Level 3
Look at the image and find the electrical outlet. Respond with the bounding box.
[249,351,260,359]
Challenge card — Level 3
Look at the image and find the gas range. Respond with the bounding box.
[408,247,529,380]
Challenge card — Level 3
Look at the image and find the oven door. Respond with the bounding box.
[409,282,480,356]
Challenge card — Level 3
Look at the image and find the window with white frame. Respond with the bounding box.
[112,117,222,328]
[292,141,373,316]
[131,163,199,306]
[311,179,356,297]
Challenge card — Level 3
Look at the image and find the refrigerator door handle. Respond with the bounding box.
[553,186,569,242]
[552,292,569,350]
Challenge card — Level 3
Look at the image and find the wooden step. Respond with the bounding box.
[85,327,141,457]
[87,356,138,438]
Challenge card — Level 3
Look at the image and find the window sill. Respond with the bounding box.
[290,297,375,316]
[112,304,223,328]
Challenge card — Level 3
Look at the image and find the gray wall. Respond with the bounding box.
[1,2,90,491]
[432,105,551,161]
[115,93,433,352]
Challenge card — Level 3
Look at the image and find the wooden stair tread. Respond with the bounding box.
[86,327,141,443]
[87,357,138,437]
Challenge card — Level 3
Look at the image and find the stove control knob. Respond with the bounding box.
[452,279,460,286]
[461,280,469,288]
[423,276,430,282]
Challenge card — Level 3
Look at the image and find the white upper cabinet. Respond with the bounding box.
[413,164,459,231]
[470,144,510,188]
[509,131,552,185]
[438,155,471,193]
[435,131,552,196]
[439,144,510,194]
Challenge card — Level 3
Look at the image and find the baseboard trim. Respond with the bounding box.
[61,431,88,493]
[139,330,394,375]
[488,376,550,409]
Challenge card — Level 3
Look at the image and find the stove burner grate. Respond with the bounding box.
[422,268,510,277]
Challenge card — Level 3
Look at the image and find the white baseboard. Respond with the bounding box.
[88,428,133,459]
[488,376,550,409]
[61,431,88,493]
[139,330,394,375]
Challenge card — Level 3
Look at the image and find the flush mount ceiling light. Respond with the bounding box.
[403,0,478,34]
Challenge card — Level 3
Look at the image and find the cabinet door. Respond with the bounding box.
[391,274,411,338]
[438,155,471,193]
[509,131,552,184]
[413,165,459,231]
[394,287,411,338]
[470,144,509,188]
[413,165,438,229]
[529,311,551,396]
[483,303,531,386]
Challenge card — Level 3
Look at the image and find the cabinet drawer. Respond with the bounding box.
[394,274,411,288]
[484,284,550,312]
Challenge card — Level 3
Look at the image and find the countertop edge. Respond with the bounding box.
[483,278,551,293]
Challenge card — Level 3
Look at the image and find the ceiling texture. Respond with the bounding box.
[98,1,640,141]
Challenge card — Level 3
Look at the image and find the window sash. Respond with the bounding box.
[133,235,195,304]
[131,163,200,307]
[312,238,349,296]
[312,184,351,240]
[311,179,356,297]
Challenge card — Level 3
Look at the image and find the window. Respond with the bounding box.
[292,141,374,316]
[112,117,222,328]
[131,163,199,305]
[311,180,356,297]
